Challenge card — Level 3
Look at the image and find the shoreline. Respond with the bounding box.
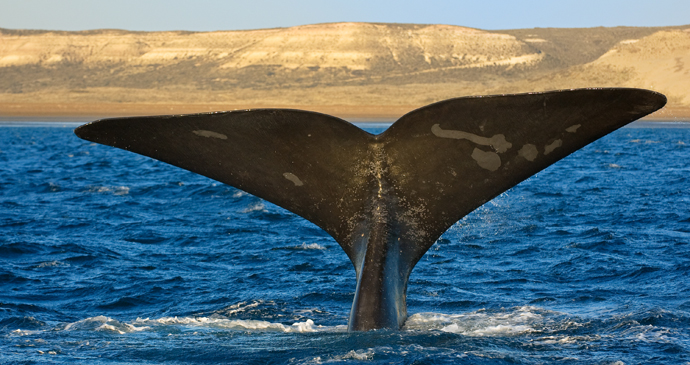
[0,102,688,122]
[0,103,415,123]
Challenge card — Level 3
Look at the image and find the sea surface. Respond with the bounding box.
[1,121,690,364]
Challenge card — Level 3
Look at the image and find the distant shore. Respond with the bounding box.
[3,23,689,125]
[1,102,688,123]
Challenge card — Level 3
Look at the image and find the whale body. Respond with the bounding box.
[75,88,666,331]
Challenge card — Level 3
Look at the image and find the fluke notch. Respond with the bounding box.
[75,88,666,331]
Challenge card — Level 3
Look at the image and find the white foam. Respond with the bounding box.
[20,306,679,348]
[534,335,600,344]
[240,202,267,213]
[299,243,326,250]
[629,324,673,343]
[305,349,376,364]
[405,306,543,336]
[404,307,677,347]
[219,300,262,315]
[59,314,342,335]
[133,317,332,333]
[232,191,247,198]
[64,315,150,334]
[35,260,69,268]
[10,329,42,336]
[340,349,375,360]
[86,186,130,195]
[629,139,660,144]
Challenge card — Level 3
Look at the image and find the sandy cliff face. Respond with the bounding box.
[0,22,688,117]
[0,23,538,71]
[588,30,690,105]
[216,23,540,71]
[0,28,276,67]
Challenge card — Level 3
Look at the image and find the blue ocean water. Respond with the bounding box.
[1,121,690,364]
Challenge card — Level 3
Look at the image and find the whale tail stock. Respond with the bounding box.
[74,88,666,331]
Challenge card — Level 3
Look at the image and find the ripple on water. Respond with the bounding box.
[2,125,690,364]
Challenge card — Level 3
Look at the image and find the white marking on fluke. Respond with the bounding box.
[283,172,304,186]
[431,124,512,153]
[544,139,562,155]
[471,148,501,171]
[192,130,228,140]
[518,144,538,161]
[566,124,581,133]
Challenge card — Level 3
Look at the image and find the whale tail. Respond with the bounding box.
[75,88,666,331]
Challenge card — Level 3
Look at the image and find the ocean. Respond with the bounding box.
[1,121,690,364]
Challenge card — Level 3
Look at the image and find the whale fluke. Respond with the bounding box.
[75,88,666,331]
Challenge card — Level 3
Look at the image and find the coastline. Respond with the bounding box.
[0,102,412,123]
[0,102,688,123]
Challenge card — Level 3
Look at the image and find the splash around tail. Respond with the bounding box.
[75,88,666,331]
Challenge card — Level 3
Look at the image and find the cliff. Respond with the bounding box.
[0,22,688,119]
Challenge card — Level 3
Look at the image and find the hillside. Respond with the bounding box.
[0,22,688,120]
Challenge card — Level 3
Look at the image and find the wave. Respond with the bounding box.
[404,306,544,336]
[305,349,376,364]
[240,202,268,213]
[273,243,327,251]
[85,185,130,195]
[4,304,686,364]
[13,305,563,337]
[45,315,340,335]
[134,316,330,333]
[64,315,150,334]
